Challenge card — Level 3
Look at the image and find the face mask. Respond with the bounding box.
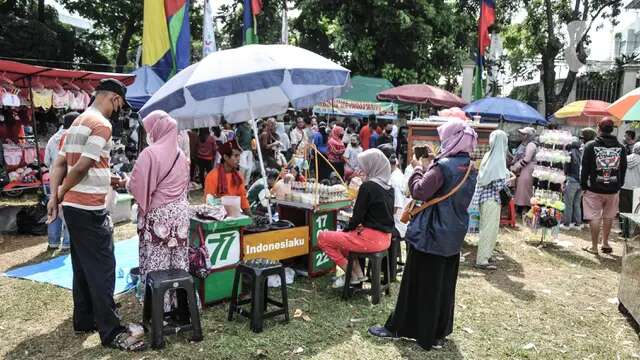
[351,143,358,147]
[110,97,122,124]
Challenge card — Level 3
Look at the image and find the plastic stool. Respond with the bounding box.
[500,199,517,228]
[343,250,391,305]
[142,269,203,349]
[227,259,290,333]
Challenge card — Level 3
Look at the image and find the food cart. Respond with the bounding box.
[190,215,253,305]
[273,199,353,277]
[618,213,640,328]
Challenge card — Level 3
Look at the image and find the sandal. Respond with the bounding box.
[582,246,599,255]
[601,246,613,254]
[110,329,146,352]
[474,263,497,271]
[368,326,397,339]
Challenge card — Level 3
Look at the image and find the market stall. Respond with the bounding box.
[0,60,135,198]
[139,44,353,300]
[618,213,640,328]
[313,75,398,120]
[406,118,497,162]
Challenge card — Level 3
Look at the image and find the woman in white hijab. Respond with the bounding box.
[473,130,513,270]
[318,149,395,288]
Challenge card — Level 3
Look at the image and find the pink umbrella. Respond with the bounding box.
[376,84,467,108]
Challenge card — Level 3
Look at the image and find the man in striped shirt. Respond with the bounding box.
[47,79,144,351]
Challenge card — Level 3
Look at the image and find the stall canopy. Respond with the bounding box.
[553,100,614,126]
[464,97,547,125]
[377,84,467,108]
[313,75,397,119]
[126,66,165,111]
[608,87,640,122]
[0,60,135,89]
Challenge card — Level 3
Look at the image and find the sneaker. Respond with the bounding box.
[559,224,571,231]
[47,245,59,251]
[331,276,345,289]
[570,223,584,231]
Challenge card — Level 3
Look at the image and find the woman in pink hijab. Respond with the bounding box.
[369,120,478,351]
[128,110,190,311]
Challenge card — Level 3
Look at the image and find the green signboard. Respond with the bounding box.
[311,211,336,247]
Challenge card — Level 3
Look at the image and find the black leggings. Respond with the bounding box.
[195,158,213,185]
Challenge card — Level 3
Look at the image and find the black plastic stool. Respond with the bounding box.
[342,250,391,305]
[142,269,203,349]
[227,259,290,333]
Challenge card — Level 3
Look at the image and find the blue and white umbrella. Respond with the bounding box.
[139,44,350,220]
[139,44,351,129]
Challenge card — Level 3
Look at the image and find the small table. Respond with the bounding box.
[618,213,640,327]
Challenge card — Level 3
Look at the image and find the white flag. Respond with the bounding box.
[280,6,288,45]
[203,0,217,56]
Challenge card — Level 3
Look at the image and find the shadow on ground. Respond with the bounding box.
[459,242,536,302]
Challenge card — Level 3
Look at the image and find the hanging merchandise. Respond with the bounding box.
[524,129,572,242]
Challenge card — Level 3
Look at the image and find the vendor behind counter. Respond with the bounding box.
[204,139,250,215]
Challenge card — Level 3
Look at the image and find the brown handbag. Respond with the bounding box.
[400,163,475,224]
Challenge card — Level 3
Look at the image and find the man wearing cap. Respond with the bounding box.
[580,117,627,255]
[47,79,144,351]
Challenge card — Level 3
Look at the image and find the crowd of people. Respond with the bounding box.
[43,79,636,352]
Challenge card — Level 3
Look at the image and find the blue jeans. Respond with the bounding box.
[563,178,583,226]
[48,217,70,248]
[45,185,70,248]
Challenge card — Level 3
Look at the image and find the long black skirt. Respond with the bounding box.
[384,246,460,350]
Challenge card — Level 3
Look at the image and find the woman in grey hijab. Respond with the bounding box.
[318,149,395,288]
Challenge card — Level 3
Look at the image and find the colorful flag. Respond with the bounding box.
[203,0,217,56]
[252,0,263,15]
[243,0,259,44]
[142,0,191,80]
[474,0,495,100]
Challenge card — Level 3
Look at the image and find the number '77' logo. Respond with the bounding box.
[207,231,239,266]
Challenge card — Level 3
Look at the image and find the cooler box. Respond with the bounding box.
[190,216,252,305]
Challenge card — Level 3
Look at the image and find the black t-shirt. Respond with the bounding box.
[345,180,394,233]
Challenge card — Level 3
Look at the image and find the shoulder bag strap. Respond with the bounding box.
[157,151,181,186]
[408,162,475,219]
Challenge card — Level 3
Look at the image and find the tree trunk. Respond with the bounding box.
[115,18,138,73]
[37,0,45,22]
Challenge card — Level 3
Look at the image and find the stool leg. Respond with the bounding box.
[263,277,269,312]
[142,281,152,326]
[151,287,166,349]
[279,270,290,322]
[228,269,241,321]
[251,276,265,333]
[185,282,203,342]
[384,252,392,296]
[342,254,354,299]
[370,257,382,305]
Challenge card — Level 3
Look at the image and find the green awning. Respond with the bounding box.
[341,76,394,103]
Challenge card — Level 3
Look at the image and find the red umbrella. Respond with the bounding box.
[376,84,467,108]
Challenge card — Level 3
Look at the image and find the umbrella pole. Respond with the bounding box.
[247,96,273,223]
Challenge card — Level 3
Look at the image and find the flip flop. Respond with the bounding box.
[474,263,497,271]
[582,247,599,255]
[601,246,613,254]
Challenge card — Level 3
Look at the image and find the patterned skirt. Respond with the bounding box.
[137,197,190,311]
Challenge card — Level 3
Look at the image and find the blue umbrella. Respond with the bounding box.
[126,66,165,111]
[463,97,547,125]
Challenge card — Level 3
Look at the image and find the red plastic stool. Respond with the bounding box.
[500,199,517,228]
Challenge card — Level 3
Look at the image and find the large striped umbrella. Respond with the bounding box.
[608,88,640,122]
[554,100,614,126]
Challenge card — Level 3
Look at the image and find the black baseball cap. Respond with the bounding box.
[95,78,131,109]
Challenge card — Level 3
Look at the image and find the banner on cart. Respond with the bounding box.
[243,226,309,261]
[206,230,241,269]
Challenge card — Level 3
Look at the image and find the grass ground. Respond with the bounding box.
[1,218,639,359]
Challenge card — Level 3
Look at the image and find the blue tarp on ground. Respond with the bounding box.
[3,237,139,294]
